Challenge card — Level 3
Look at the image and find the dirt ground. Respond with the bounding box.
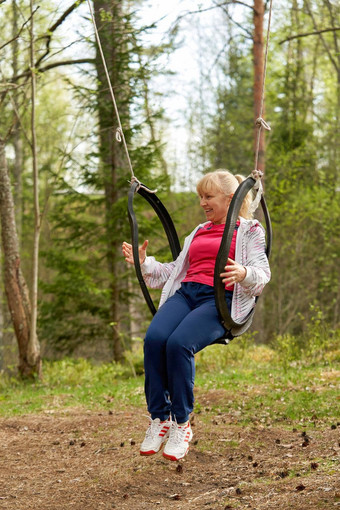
[0,390,339,510]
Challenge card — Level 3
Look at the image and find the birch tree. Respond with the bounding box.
[29,0,41,376]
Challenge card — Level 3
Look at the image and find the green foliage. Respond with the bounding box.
[205,43,254,174]
[272,306,339,371]
[38,186,110,354]
[32,2,177,358]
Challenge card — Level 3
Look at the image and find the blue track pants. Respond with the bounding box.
[144,282,232,423]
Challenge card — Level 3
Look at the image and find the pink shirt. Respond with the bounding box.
[182,221,239,291]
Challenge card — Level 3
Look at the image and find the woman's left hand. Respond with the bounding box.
[220,258,247,285]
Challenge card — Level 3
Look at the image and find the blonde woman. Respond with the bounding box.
[122,170,271,461]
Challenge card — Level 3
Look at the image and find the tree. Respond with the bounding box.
[0,140,41,376]
[37,0,172,360]
[0,0,88,374]
[29,0,42,377]
[92,0,131,361]
[253,0,266,171]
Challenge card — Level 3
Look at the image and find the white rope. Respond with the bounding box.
[86,0,135,178]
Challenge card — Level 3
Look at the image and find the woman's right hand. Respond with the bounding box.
[122,240,148,266]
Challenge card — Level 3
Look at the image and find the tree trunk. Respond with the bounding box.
[29,0,41,368]
[252,0,266,340]
[0,140,41,377]
[12,0,23,242]
[93,0,130,362]
[253,0,265,172]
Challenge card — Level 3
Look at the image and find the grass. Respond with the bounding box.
[193,338,340,426]
[0,339,339,424]
[0,358,145,417]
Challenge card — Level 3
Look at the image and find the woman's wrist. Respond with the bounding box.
[239,266,247,282]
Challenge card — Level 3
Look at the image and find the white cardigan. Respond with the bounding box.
[141,217,271,323]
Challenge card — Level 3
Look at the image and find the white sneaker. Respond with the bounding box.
[140,417,171,456]
[162,420,193,461]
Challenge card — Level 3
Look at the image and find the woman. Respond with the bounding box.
[122,170,270,462]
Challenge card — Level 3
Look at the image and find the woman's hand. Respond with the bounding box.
[122,240,148,266]
[220,257,247,285]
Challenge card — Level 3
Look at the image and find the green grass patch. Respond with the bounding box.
[0,358,145,417]
[194,340,339,426]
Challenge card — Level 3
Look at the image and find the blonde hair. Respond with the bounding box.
[196,170,253,220]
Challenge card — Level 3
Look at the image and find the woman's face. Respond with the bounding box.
[199,188,232,224]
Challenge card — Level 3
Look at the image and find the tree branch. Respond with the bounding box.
[215,0,253,38]
[324,0,339,62]
[279,27,340,45]
[7,0,87,84]
[12,59,95,81]
[49,0,87,34]
[35,0,86,69]
[170,1,255,33]
[0,7,39,52]
[304,0,338,72]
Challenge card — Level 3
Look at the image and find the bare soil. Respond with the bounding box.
[0,389,339,510]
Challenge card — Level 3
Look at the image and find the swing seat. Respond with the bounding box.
[128,178,271,342]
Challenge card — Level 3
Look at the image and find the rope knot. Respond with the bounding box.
[251,169,263,181]
[115,127,122,142]
[129,176,158,194]
[129,176,141,191]
[248,169,264,214]
[255,117,271,131]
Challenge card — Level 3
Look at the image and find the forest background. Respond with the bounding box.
[0,0,339,378]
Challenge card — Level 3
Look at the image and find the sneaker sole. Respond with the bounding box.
[162,445,190,461]
[140,450,159,456]
[140,449,160,456]
[140,441,167,456]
